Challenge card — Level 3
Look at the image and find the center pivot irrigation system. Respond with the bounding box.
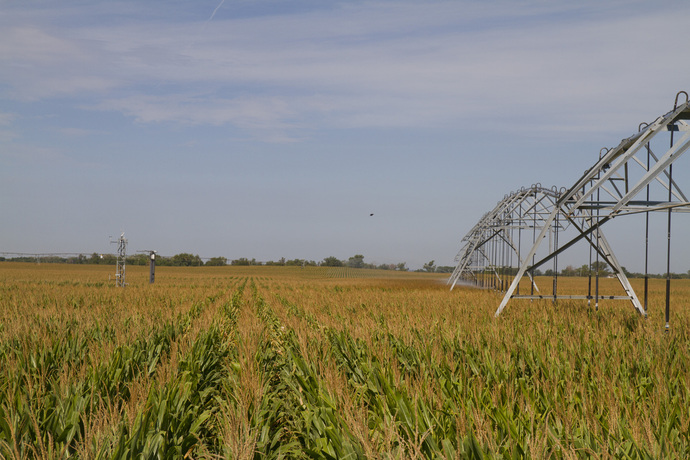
[449,92,690,328]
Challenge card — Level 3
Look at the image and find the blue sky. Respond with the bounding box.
[2,0,690,270]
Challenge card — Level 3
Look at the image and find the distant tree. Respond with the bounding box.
[590,261,611,277]
[231,258,251,266]
[101,254,118,265]
[126,254,149,266]
[206,257,227,266]
[322,256,344,267]
[423,260,436,273]
[66,254,87,264]
[285,259,304,266]
[561,265,577,277]
[266,257,286,266]
[396,262,408,271]
[265,259,282,266]
[347,254,365,269]
[156,256,171,266]
[171,253,203,267]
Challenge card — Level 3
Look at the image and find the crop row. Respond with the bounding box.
[102,281,246,458]
[249,281,366,458]
[0,290,224,458]
[276,292,485,457]
[275,285,690,458]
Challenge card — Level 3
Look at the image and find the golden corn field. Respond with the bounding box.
[1,262,690,459]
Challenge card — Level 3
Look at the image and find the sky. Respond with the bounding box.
[2,0,690,271]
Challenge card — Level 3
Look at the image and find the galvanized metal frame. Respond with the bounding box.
[112,233,127,287]
[450,94,690,321]
[448,184,563,293]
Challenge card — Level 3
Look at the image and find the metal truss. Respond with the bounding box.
[448,185,563,293]
[451,92,690,323]
[112,232,127,287]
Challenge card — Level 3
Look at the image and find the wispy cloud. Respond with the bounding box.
[0,142,67,163]
[0,111,16,126]
[1,1,689,138]
[94,93,303,142]
[0,111,18,144]
[57,127,105,137]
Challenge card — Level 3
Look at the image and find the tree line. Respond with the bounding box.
[477,261,690,279]
[0,253,412,270]
[3,253,689,277]
[230,254,411,271]
[0,253,209,267]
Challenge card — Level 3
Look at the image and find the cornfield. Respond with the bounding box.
[1,262,689,458]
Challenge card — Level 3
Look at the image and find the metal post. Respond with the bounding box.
[501,225,506,291]
[517,202,522,296]
[665,101,678,331]
[553,209,559,303]
[491,232,496,290]
[663,91,688,331]
[586,184,592,307]
[150,252,156,284]
[665,167,672,332]
[645,147,650,313]
[594,155,604,311]
[137,249,157,284]
[639,122,651,313]
[531,194,536,297]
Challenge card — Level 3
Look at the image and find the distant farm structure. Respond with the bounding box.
[111,232,127,287]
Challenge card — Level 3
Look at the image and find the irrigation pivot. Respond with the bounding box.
[450,92,690,324]
[447,184,563,296]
